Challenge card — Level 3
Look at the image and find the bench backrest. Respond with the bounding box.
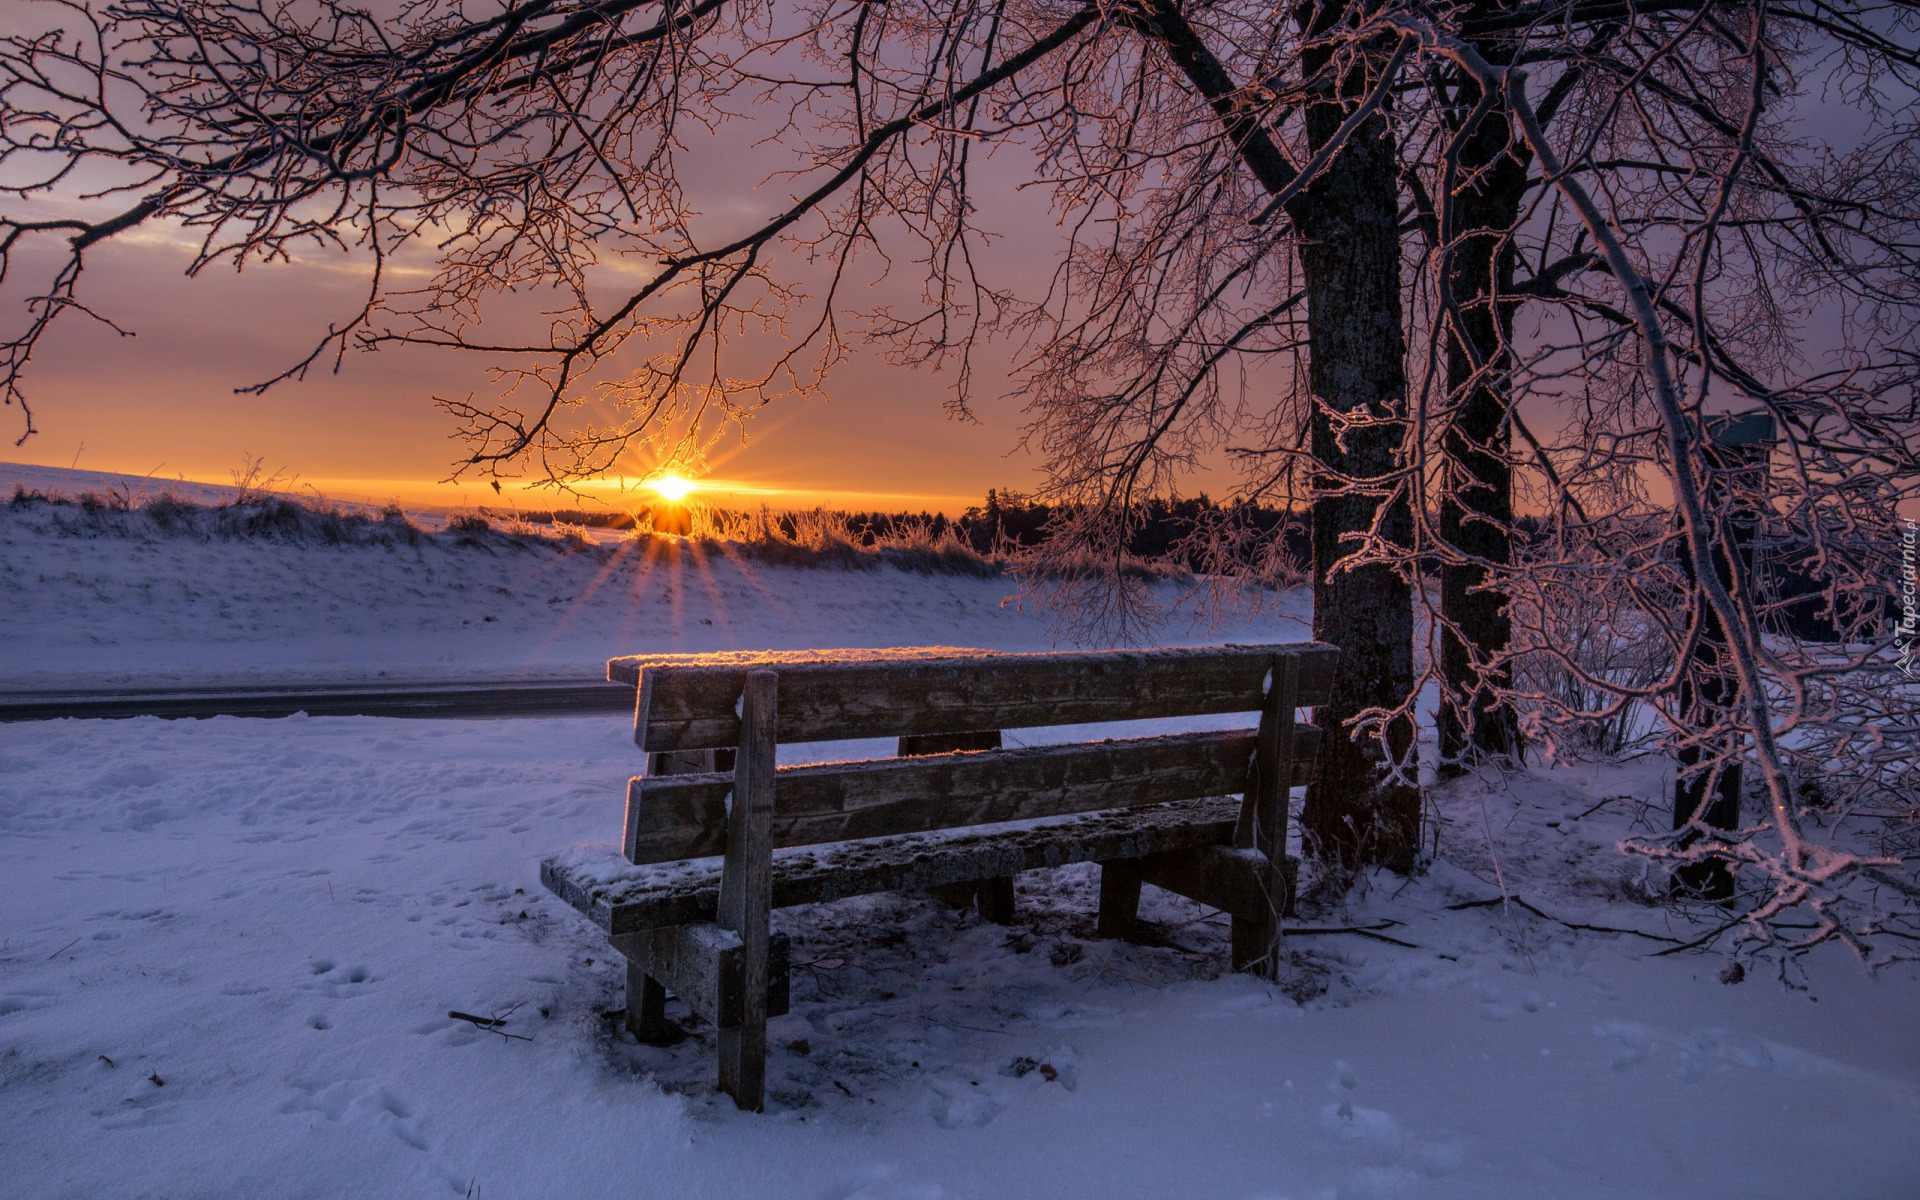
[608,643,1335,865]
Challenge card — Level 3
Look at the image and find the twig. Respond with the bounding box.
[1649,914,1747,957]
[1575,795,1630,821]
[45,937,80,960]
[1763,922,1920,943]
[938,1020,1006,1036]
[1447,894,1690,945]
[1282,923,1421,948]
[448,1009,533,1040]
[1282,925,1420,944]
[1476,792,1536,972]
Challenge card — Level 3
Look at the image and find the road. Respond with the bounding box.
[0,680,636,722]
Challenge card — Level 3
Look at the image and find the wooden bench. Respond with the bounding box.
[542,642,1335,1110]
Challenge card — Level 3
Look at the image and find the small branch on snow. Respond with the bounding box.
[1283,923,1422,949]
[448,1008,533,1041]
[1447,894,1690,945]
[1574,795,1632,822]
[1649,914,1750,957]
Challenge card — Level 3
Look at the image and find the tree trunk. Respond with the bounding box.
[1436,69,1527,772]
[1123,0,1418,870]
[1288,14,1420,872]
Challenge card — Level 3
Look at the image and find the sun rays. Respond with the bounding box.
[647,474,697,502]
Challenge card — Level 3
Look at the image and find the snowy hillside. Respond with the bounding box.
[3,478,1302,690]
[1,485,1917,1200]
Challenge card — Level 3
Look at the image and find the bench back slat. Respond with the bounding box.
[619,643,1336,753]
[623,724,1322,864]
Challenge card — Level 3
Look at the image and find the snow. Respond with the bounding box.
[610,646,1019,676]
[3,480,1229,690]
[3,479,1919,1200]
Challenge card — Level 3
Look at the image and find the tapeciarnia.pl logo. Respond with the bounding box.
[1900,518,1918,677]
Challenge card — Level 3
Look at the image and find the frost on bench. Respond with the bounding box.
[607,645,1001,685]
[544,796,1244,935]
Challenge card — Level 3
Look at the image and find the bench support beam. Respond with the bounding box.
[626,744,714,1045]
[609,923,790,1031]
[626,962,675,1044]
[1125,844,1298,981]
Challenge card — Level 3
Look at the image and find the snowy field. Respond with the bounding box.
[3,474,1918,1199]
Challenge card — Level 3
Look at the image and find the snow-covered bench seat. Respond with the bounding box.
[541,643,1335,1110]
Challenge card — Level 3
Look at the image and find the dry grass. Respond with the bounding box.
[6,484,1012,576]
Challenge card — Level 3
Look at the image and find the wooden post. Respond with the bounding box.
[1232,654,1297,979]
[1096,859,1144,940]
[899,730,1016,925]
[717,670,777,1111]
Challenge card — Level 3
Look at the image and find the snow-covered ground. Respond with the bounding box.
[2,477,1917,1200]
[4,470,1199,690]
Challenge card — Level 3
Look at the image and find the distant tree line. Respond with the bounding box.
[490,489,1312,572]
[847,490,1311,572]
[492,491,1862,641]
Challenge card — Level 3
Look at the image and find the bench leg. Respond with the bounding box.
[976,876,1016,925]
[1231,913,1281,980]
[1231,914,1273,978]
[624,960,681,1045]
[718,1021,767,1110]
[1096,860,1143,940]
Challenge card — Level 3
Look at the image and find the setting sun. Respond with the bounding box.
[647,474,697,502]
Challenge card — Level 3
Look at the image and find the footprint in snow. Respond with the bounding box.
[278,1077,429,1150]
[1592,1018,1653,1070]
[302,959,382,998]
[280,1075,361,1122]
[924,1076,1005,1128]
[373,1087,430,1151]
[1680,1027,1826,1082]
[1478,982,1517,1021]
[91,1073,184,1131]
[1318,1061,1465,1177]
[0,994,56,1017]
[825,1165,946,1200]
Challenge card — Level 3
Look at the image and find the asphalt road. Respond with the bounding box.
[0,680,637,722]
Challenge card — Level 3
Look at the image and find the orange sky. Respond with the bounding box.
[7,227,1054,514]
[2,98,1151,518]
[4,100,1874,520]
